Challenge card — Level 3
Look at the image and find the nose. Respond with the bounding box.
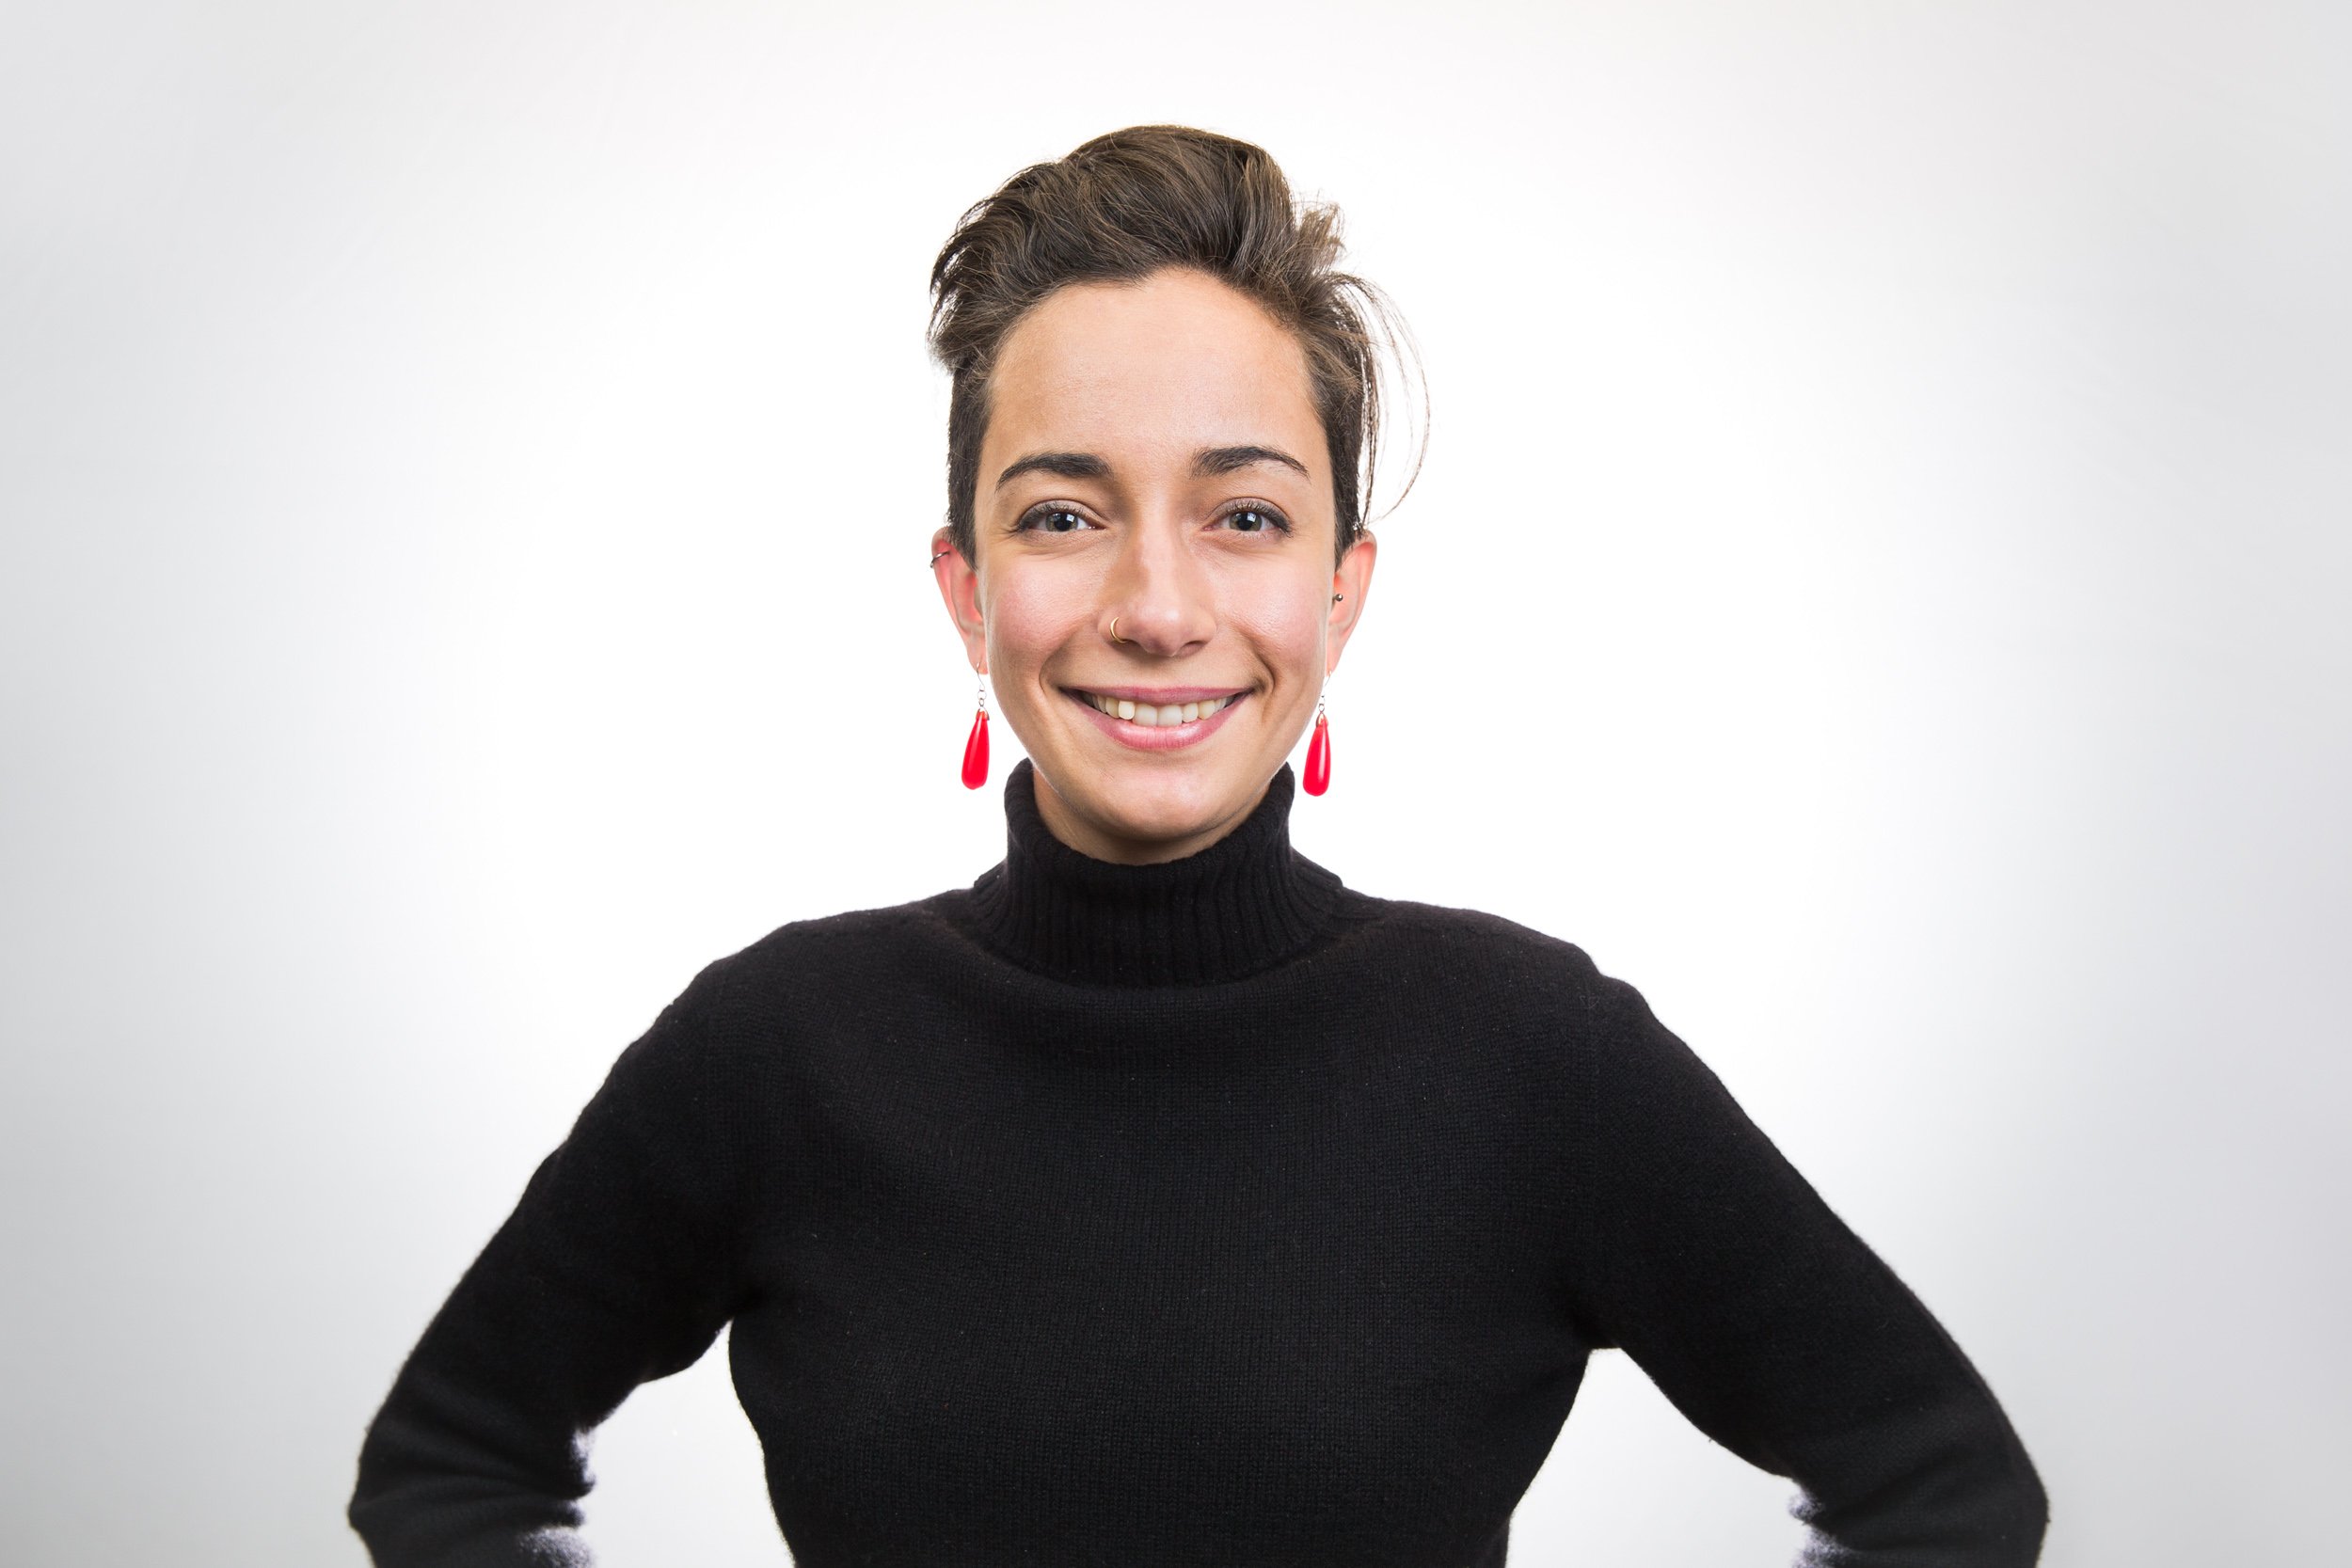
[1101,513,1216,657]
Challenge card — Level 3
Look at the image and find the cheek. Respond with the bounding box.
[1225,574,1330,683]
[979,570,1093,678]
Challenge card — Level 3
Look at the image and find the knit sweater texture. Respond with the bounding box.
[350,760,2048,1567]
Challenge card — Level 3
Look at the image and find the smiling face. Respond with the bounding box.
[932,267,1375,863]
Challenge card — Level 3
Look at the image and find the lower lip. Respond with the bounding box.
[1067,691,1247,752]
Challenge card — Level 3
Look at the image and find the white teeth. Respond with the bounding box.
[1084,693,1232,723]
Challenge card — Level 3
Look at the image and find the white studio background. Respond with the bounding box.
[3,3,2345,1565]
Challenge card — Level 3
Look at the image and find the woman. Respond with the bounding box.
[351,126,2048,1566]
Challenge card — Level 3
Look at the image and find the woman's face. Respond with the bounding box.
[933,267,1375,863]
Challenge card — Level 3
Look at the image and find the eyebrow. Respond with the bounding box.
[1193,444,1310,479]
[994,451,1111,488]
[994,445,1311,489]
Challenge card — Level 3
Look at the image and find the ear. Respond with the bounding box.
[931,527,988,673]
[1324,531,1378,675]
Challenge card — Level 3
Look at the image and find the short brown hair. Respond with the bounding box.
[927,125,1417,563]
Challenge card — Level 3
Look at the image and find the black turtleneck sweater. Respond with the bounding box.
[350,761,2047,1567]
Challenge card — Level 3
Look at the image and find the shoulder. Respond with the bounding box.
[1333,889,1623,1006]
[1327,889,1685,1057]
[680,888,976,1031]
[588,892,973,1145]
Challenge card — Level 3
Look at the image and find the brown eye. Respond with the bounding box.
[1019,506,1093,534]
[1222,506,1290,535]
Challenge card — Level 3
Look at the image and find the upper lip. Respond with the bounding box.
[1065,685,1249,704]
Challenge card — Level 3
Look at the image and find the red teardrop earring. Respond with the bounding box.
[1302,592,1345,798]
[961,673,990,790]
[1303,689,1331,797]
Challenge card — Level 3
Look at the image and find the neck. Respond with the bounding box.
[962,759,1345,987]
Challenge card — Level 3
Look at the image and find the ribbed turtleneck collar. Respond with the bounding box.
[962,759,1345,987]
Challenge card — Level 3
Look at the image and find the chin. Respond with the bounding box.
[1061,752,1264,853]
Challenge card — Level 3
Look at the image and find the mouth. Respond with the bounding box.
[1062,686,1248,751]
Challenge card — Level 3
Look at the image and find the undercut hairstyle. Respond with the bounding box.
[927,125,1420,564]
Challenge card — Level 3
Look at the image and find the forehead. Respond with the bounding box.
[984,269,1323,471]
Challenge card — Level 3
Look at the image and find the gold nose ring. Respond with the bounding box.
[1111,616,1127,643]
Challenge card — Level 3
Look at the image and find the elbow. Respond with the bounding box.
[349,1473,588,1568]
[347,1404,590,1567]
[1963,1402,2050,1565]
[2000,1449,2051,1565]
[1793,1423,2051,1566]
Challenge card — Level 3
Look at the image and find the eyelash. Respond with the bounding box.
[1012,502,1294,535]
[1219,503,1294,536]
[1013,505,1095,535]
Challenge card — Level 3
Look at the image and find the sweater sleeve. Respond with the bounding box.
[349,961,751,1567]
[1563,966,2048,1566]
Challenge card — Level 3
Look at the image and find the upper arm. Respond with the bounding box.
[1559,963,2048,1564]
[350,958,759,1564]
